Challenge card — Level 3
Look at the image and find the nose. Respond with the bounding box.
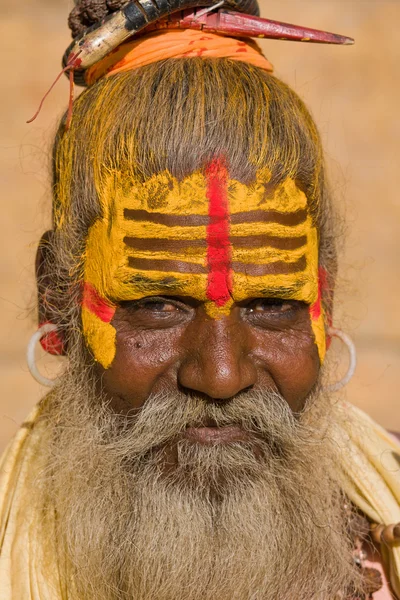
[177,317,257,400]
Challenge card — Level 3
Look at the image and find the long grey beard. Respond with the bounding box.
[35,363,361,600]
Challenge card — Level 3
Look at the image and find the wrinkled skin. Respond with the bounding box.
[103,293,320,416]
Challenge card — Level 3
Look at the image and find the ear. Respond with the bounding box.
[36,230,66,356]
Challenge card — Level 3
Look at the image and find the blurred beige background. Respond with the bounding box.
[0,0,399,450]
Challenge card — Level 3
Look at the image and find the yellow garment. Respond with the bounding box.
[0,402,399,599]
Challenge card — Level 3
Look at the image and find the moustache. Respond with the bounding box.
[93,388,316,460]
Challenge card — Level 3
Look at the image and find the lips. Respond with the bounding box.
[184,425,250,445]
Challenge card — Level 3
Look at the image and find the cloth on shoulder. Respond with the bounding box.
[0,401,399,599]
[334,402,400,598]
[0,405,68,599]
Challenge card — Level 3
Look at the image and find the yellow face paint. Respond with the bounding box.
[82,163,325,368]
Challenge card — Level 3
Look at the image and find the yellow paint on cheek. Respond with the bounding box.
[81,175,125,366]
[81,307,116,369]
[311,309,326,363]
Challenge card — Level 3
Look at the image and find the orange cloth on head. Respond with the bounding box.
[85,29,273,85]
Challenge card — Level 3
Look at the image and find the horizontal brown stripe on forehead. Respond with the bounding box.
[124,235,307,251]
[230,209,307,226]
[124,208,307,227]
[127,255,306,276]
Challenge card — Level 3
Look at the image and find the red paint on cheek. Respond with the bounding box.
[309,266,329,321]
[205,158,232,307]
[82,282,116,323]
[309,290,321,321]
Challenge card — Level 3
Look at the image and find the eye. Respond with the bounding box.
[121,296,185,314]
[118,296,192,329]
[136,298,180,313]
[247,298,299,314]
[244,298,307,328]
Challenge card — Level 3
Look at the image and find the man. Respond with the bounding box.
[1,1,400,598]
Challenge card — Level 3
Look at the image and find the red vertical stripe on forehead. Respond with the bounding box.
[205,158,232,307]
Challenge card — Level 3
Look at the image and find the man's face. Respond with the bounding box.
[82,159,325,416]
[40,161,359,599]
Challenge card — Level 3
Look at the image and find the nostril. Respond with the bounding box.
[178,354,257,399]
[208,382,255,404]
[178,384,256,405]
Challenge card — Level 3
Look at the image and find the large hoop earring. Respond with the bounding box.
[325,327,357,392]
[27,323,59,387]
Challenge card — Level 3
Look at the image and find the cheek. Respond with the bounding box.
[251,318,321,412]
[278,331,320,410]
[99,320,183,408]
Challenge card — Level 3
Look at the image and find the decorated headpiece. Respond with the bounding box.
[63,0,353,85]
[28,0,353,124]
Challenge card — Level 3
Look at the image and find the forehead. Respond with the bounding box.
[84,164,319,307]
